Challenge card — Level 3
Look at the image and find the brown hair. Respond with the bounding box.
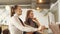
[14,5,18,10]
[3,29,10,34]
[25,10,33,21]
[11,7,14,17]
[11,5,18,17]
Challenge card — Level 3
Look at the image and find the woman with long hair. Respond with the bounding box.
[25,10,46,34]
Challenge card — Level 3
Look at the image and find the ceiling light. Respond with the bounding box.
[36,7,40,10]
[38,0,43,3]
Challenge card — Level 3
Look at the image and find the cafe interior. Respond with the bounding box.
[0,0,60,34]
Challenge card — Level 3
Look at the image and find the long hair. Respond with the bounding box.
[11,7,14,17]
[11,5,18,17]
[25,10,33,21]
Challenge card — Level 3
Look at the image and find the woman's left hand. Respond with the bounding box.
[32,18,38,22]
[41,26,46,31]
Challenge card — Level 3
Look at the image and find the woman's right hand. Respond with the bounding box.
[37,26,46,33]
[38,26,46,31]
[37,27,43,33]
[32,18,38,23]
[38,26,41,30]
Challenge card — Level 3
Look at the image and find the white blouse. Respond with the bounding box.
[9,14,38,34]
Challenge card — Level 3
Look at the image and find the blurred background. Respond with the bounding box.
[0,0,60,34]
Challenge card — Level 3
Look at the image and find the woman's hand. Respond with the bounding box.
[37,26,46,33]
[32,18,39,24]
[37,30,43,33]
[32,18,37,21]
[41,26,46,30]
[37,26,44,33]
[38,26,46,31]
[32,18,39,23]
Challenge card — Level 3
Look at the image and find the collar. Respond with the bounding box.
[14,14,19,18]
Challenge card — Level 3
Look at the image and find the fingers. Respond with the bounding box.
[37,30,43,33]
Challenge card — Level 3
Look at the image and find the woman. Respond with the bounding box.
[9,5,41,34]
[25,10,46,34]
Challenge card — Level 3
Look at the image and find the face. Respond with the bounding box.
[29,11,34,18]
[15,6,22,16]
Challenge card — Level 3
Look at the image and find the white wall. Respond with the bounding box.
[58,0,60,22]
[0,6,10,25]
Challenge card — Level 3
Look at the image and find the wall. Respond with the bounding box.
[58,0,60,22]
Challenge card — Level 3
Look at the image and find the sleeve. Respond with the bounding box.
[10,17,38,32]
